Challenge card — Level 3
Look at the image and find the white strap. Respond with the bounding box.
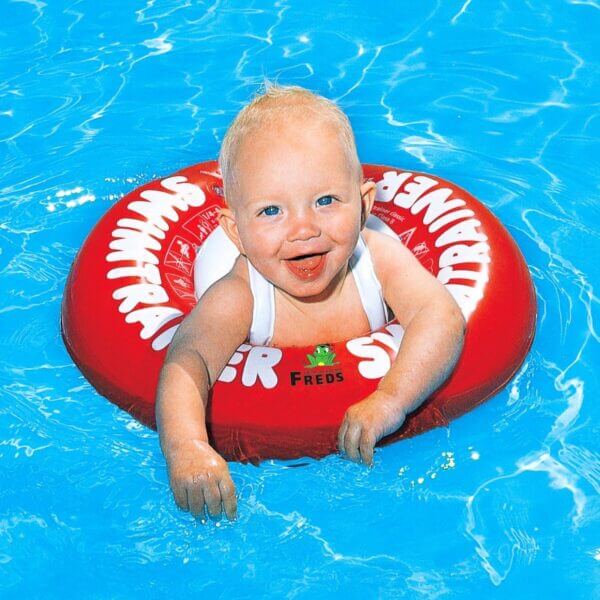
[246,233,389,345]
[349,234,390,331]
[247,259,275,346]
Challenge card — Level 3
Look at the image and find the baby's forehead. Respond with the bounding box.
[236,114,347,170]
[224,100,359,205]
[245,106,340,140]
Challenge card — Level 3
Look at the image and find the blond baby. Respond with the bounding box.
[156,84,465,521]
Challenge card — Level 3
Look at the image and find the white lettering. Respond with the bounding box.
[375,171,413,202]
[394,175,437,209]
[437,266,489,286]
[371,324,405,353]
[125,306,182,339]
[241,346,282,388]
[428,208,474,233]
[346,325,404,379]
[129,178,206,231]
[112,282,168,314]
[346,337,390,379]
[374,172,492,324]
[107,263,161,284]
[218,344,252,383]
[116,217,166,240]
[160,176,207,206]
[152,324,180,351]
[128,194,180,231]
[107,176,207,350]
[412,187,465,225]
[439,241,491,268]
[107,228,162,265]
[445,284,485,318]
[435,218,487,247]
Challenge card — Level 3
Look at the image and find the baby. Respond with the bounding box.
[155,85,465,521]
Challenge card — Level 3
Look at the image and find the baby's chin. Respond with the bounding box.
[278,267,347,302]
[281,282,330,299]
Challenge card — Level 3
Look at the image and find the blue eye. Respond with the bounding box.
[316,195,335,207]
[260,205,280,216]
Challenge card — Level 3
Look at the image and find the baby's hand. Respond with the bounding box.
[165,438,237,521]
[337,390,406,466]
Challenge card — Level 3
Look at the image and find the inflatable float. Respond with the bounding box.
[61,160,536,462]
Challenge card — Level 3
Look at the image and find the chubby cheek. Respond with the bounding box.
[327,206,361,239]
[327,219,360,258]
[239,226,281,266]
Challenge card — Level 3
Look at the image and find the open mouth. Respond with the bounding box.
[288,252,323,261]
[284,252,327,280]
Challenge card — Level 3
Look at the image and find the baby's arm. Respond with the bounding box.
[155,265,252,520]
[338,231,466,464]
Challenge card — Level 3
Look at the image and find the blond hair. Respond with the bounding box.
[218,83,362,199]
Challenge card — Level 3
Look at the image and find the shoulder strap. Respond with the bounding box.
[246,259,275,346]
[349,234,391,331]
[247,233,389,345]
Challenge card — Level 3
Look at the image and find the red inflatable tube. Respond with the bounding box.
[61,161,536,462]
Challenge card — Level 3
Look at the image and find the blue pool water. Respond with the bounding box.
[1,1,599,597]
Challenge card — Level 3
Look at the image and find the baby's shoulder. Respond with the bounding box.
[175,254,253,372]
[228,253,251,286]
[361,227,399,268]
[361,227,414,290]
[361,227,390,250]
[200,254,253,314]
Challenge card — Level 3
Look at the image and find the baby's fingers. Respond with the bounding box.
[359,431,375,467]
[343,422,363,463]
[171,482,190,512]
[203,478,223,518]
[187,481,206,518]
[337,419,349,455]
[219,477,237,521]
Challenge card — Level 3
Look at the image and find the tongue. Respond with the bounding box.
[285,253,326,280]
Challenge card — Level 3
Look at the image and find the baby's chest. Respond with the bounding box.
[270,294,372,347]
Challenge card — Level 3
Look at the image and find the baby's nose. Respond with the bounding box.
[287,212,321,241]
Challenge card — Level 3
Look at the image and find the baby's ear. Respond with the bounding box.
[359,180,376,229]
[218,205,246,255]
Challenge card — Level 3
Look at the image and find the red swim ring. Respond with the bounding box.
[61,160,536,462]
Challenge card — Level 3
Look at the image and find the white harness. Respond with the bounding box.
[194,216,398,345]
[247,233,390,345]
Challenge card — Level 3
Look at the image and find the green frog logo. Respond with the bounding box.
[306,344,338,368]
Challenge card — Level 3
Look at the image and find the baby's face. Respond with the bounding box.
[220,115,374,299]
